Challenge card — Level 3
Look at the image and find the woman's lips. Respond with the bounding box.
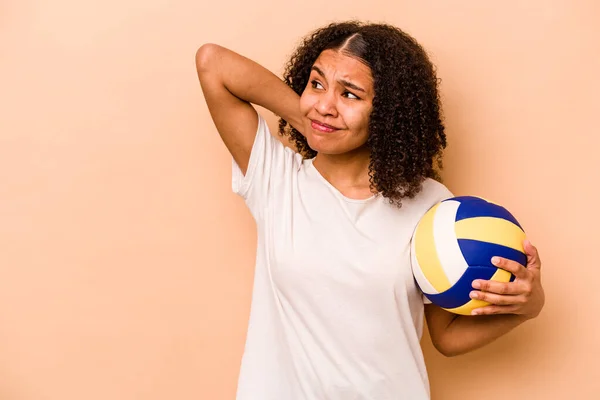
[311,120,339,133]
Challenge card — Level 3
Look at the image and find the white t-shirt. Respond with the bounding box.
[232,114,453,400]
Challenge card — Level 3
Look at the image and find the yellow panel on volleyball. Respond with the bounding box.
[454,217,525,252]
[414,203,451,293]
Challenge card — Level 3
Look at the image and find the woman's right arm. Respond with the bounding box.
[195,44,303,175]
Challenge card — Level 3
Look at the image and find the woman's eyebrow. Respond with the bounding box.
[339,79,365,93]
[311,65,365,93]
[311,65,326,79]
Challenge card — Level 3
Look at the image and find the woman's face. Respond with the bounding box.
[299,49,374,156]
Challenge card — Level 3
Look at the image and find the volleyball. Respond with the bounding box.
[411,196,527,315]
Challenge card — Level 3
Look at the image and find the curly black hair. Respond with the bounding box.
[278,21,447,207]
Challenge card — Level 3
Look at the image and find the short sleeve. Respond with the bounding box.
[231,113,299,217]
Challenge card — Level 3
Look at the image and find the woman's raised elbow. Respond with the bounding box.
[195,43,222,75]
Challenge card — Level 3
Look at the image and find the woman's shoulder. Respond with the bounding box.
[399,178,453,211]
[378,178,453,225]
[420,178,454,201]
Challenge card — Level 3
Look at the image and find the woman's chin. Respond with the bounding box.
[307,136,366,156]
[306,137,335,155]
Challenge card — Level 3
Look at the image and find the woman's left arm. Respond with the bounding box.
[425,240,545,357]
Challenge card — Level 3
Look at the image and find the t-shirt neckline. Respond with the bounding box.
[307,158,379,204]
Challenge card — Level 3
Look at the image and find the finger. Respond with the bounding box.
[491,256,528,279]
[469,290,527,306]
[524,239,542,270]
[471,279,522,295]
[471,305,519,316]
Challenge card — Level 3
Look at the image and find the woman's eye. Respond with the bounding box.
[344,91,359,100]
[311,80,324,90]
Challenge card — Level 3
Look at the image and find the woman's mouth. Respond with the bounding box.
[311,120,339,133]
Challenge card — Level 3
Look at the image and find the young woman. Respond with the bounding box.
[196,21,545,400]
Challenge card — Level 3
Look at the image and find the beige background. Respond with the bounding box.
[1,0,599,399]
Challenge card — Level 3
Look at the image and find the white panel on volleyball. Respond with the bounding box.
[433,200,470,285]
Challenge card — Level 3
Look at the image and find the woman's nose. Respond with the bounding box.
[315,91,338,117]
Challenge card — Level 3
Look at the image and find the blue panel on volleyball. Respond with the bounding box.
[449,196,523,230]
[424,266,497,309]
[459,239,527,270]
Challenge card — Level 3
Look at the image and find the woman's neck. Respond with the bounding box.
[312,148,376,197]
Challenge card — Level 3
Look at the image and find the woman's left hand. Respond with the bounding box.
[469,240,545,319]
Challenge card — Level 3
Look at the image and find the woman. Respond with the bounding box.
[196,21,544,400]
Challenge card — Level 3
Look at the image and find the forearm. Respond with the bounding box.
[195,44,302,129]
[425,305,529,357]
[446,314,528,356]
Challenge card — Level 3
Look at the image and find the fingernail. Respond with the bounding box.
[491,256,500,265]
[472,310,480,316]
[470,291,479,299]
[472,281,481,289]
